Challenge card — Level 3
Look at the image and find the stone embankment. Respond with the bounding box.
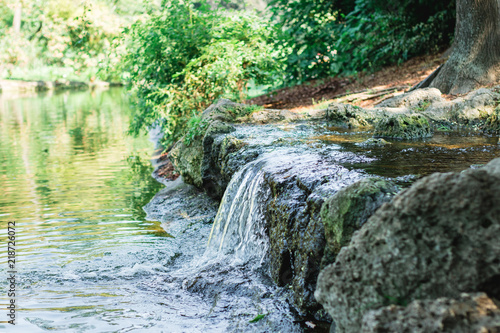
[163,88,500,331]
[328,86,500,138]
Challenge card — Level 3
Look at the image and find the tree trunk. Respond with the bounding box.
[13,2,22,35]
[429,0,500,94]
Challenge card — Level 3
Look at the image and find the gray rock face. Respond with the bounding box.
[377,87,444,109]
[263,150,369,315]
[315,158,500,333]
[361,293,500,333]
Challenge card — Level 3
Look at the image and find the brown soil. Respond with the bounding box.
[155,156,179,181]
[247,53,447,111]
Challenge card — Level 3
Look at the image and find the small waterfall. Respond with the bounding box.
[207,158,271,264]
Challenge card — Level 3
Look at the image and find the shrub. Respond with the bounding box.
[117,0,283,146]
[268,0,455,83]
[268,0,354,84]
[330,0,455,76]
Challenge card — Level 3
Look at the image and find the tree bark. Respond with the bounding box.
[429,0,500,94]
[13,2,22,35]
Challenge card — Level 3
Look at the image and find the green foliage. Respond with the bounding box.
[117,0,282,146]
[269,0,354,84]
[0,0,139,81]
[269,0,455,84]
[0,2,13,37]
[248,314,266,323]
[183,116,209,146]
[331,0,455,76]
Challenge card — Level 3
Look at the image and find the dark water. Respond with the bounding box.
[310,128,500,184]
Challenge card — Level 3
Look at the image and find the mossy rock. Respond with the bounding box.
[320,178,398,268]
[326,103,378,128]
[170,106,237,192]
[374,114,433,140]
[482,106,500,133]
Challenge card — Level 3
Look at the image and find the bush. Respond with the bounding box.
[269,0,354,84]
[117,0,283,146]
[268,0,455,83]
[0,0,127,81]
[330,0,455,76]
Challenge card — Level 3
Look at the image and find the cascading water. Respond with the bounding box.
[207,157,271,265]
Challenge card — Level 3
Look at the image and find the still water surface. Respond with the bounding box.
[0,89,203,332]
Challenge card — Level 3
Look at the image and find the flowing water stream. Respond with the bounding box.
[1,89,499,332]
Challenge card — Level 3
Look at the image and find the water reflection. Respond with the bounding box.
[0,88,167,331]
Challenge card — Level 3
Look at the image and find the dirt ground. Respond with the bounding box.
[247,52,448,111]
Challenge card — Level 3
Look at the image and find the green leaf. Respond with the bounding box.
[249,314,266,323]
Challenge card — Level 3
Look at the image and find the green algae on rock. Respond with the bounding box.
[374,114,433,139]
[169,99,241,197]
[326,102,380,128]
[482,106,500,133]
[169,119,236,190]
[319,178,398,269]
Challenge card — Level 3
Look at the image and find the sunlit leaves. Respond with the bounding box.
[117,0,283,146]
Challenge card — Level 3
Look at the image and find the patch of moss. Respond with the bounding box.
[482,106,500,133]
[374,114,433,140]
[326,103,371,128]
[225,104,264,121]
[320,178,399,268]
[184,116,209,146]
[414,100,432,112]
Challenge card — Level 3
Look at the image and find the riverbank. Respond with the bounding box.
[247,52,448,111]
[0,78,122,96]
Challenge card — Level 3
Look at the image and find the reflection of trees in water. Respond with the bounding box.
[106,153,164,222]
[65,89,127,154]
[0,89,161,224]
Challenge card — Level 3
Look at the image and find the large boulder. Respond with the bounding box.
[263,152,367,316]
[315,158,500,333]
[266,174,399,316]
[361,293,500,333]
